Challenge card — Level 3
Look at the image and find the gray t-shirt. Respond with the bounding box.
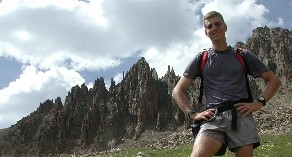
[183,47,269,107]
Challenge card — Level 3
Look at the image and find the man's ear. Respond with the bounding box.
[205,29,209,37]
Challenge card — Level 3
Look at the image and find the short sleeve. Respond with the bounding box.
[243,50,269,78]
[183,52,204,80]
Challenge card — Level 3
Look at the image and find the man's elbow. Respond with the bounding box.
[275,77,282,89]
[269,74,282,90]
[172,87,178,99]
[264,71,282,89]
[172,86,182,100]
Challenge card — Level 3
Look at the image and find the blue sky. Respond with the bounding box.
[0,0,291,129]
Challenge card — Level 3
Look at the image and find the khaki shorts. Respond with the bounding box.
[197,110,261,152]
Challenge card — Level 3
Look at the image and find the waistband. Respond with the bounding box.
[207,99,249,130]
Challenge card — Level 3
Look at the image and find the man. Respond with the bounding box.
[172,11,281,157]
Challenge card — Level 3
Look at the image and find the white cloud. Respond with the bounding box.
[0,0,273,75]
[143,0,272,76]
[0,65,84,128]
[104,73,123,89]
[113,73,123,84]
[267,17,284,27]
[13,30,31,41]
[201,0,269,45]
[0,0,110,71]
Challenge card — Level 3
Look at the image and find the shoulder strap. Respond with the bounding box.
[200,49,209,71]
[198,49,208,103]
[234,47,253,102]
[235,48,247,74]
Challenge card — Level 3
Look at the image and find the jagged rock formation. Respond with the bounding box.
[246,26,292,105]
[0,27,291,156]
[0,58,182,157]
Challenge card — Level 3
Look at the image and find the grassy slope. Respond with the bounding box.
[103,133,292,157]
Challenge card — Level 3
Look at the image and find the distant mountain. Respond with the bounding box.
[0,26,291,156]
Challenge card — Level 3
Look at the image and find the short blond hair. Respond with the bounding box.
[203,11,225,26]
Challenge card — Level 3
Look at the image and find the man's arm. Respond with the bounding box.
[172,76,216,121]
[259,70,282,102]
[172,76,194,114]
[237,70,281,116]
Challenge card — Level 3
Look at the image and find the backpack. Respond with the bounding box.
[197,47,253,104]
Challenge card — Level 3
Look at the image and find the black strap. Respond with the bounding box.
[216,101,238,130]
[197,51,206,104]
[215,99,249,130]
[198,77,204,104]
[235,48,253,102]
[231,106,238,130]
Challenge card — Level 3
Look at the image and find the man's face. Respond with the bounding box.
[204,16,227,42]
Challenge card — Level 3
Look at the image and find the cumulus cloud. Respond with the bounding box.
[142,0,272,76]
[0,65,84,128]
[0,0,285,128]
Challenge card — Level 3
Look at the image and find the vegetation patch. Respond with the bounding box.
[100,133,292,157]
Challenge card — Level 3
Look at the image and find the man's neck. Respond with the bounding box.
[212,40,228,51]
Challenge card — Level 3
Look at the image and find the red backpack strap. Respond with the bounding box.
[234,47,253,102]
[235,48,246,73]
[200,49,209,71]
[198,49,208,104]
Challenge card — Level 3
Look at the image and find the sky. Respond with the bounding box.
[0,0,291,129]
